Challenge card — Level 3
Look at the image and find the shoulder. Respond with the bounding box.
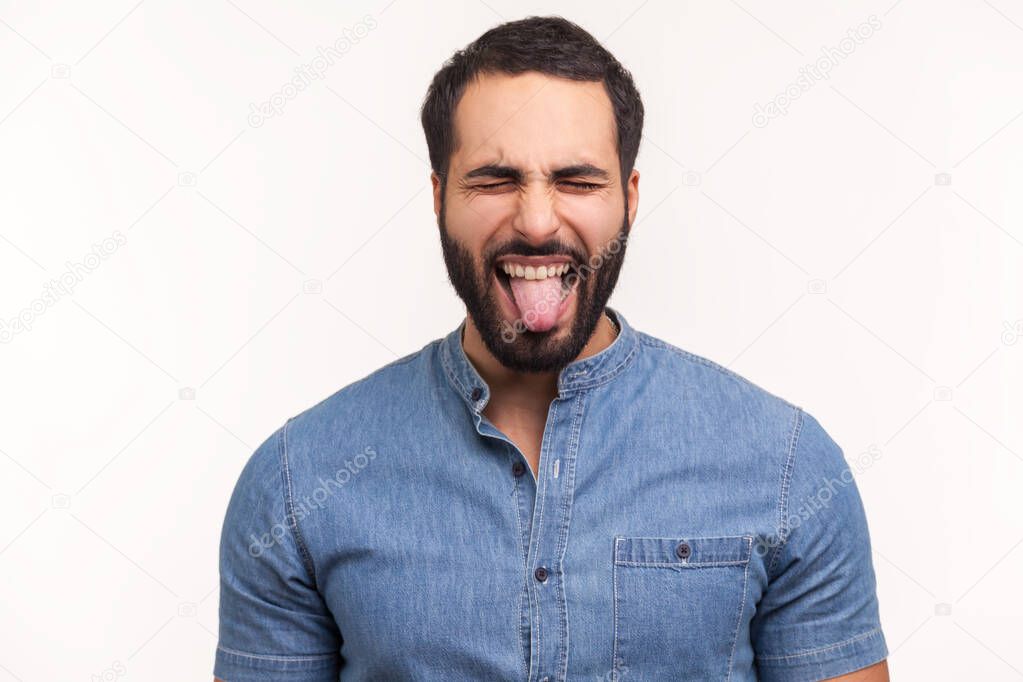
[289,339,440,432]
[227,339,442,516]
[262,339,443,473]
[635,330,800,429]
[633,333,864,549]
[226,424,288,515]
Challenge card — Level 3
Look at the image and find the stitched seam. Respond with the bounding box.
[725,544,752,681]
[757,627,885,662]
[555,394,586,682]
[527,397,557,678]
[613,535,753,566]
[613,535,753,679]
[615,534,756,542]
[440,337,470,398]
[510,462,529,681]
[611,536,621,682]
[769,407,803,578]
[529,553,541,679]
[556,539,569,682]
[217,644,336,662]
[535,398,555,544]
[522,404,547,682]
[281,417,317,582]
[614,559,750,568]
[559,341,639,394]
[440,347,461,392]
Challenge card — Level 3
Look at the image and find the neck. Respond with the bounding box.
[462,312,618,406]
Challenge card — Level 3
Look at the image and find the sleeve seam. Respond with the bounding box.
[757,626,885,663]
[280,416,319,584]
[217,644,338,663]
[768,406,804,577]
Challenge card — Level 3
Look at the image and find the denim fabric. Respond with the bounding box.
[215,306,887,681]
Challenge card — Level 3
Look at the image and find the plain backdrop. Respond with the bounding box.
[1,1,1021,679]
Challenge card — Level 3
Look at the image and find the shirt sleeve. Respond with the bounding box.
[751,409,889,681]
[214,420,342,681]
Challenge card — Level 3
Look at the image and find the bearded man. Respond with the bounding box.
[215,15,889,682]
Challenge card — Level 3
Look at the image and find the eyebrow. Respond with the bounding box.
[462,163,611,183]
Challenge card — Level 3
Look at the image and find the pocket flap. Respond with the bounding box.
[614,535,752,567]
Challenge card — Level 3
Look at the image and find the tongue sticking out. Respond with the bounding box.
[508,274,567,332]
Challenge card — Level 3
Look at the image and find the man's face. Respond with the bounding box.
[433,71,640,373]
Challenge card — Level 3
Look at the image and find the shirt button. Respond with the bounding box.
[512,461,526,477]
[676,541,692,560]
[534,566,549,582]
[470,387,482,400]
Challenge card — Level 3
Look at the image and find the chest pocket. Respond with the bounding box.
[611,534,753,681]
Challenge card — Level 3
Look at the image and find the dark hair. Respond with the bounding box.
[420,15,644,192]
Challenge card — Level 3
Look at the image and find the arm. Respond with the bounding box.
[826,659,889,681]
[751,409,890,681]
[213,423,342,681]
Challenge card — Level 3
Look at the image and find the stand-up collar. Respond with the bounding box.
[439,306,640,413]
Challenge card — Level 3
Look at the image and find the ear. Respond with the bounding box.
[431,172,443,218]
[625,168,640,227]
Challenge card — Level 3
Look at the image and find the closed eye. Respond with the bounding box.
[470,180,603,192]
[561,181,602,190]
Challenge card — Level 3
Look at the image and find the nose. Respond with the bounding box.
[511,182,560,244]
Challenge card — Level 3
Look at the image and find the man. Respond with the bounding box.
[215,16,889,682]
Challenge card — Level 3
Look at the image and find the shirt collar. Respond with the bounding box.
[439,305,640,413]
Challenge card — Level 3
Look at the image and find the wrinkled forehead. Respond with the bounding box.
[449,71,619,178]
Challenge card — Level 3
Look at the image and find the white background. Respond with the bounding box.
[1,1,1021,680]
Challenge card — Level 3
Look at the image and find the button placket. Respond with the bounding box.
[435,308,638,681]
[520,392,586,682]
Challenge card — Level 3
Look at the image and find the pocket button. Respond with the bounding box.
[675,541,692,560]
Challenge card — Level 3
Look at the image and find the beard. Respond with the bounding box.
[438,198,630,373]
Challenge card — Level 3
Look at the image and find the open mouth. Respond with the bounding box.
[495,260,577,296]
[493,258,581,332]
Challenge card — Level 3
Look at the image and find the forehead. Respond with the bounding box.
[451,71,618,173]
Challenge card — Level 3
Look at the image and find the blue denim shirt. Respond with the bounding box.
[215,306,888,681]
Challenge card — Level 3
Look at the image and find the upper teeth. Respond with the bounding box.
[501,263,571,280]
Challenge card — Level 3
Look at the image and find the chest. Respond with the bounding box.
[308,406,776,680]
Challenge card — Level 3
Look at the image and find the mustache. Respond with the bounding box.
[486,241,587,267]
